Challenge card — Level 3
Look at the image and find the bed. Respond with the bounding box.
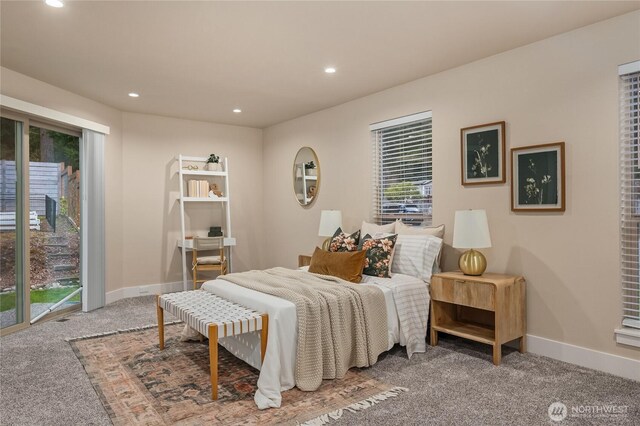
[193,223,444,409]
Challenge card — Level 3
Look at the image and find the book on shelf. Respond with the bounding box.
[187,179,211,197]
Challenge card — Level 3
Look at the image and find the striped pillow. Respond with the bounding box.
[391,234,443,282]
[395,221,445,272]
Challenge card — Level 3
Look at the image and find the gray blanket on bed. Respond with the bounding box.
[218,267,388,391]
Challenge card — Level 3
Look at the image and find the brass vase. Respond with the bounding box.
[459,249,487,276]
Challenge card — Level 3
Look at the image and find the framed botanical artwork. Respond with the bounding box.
[511,142,565,212]
[461,121,506,185]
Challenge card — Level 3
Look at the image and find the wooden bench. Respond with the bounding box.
[156,290,268,400]
[0,211,41,231]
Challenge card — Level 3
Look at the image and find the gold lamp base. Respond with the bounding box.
[321,237,332,251]
[459,249,487,276]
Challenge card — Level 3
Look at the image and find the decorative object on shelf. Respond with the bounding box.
[511,142,565,212]
[461,121,506,185]
[183,164,199,171]
[209,183,223,198]
[318,210,343,250]
[307,185,316,200]
[189,180,211,197]
[206,153,222,171]
[305,160,317,176]
[453,209,492,276]
[293,147,320,206]
[208,226,223,237]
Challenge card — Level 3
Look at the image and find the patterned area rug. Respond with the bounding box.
[69,323,407,425]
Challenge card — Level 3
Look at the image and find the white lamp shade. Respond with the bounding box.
[318,210,343,237]
[452,209,492,249]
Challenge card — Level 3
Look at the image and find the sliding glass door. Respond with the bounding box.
[0,112,83,334]
[0,116,27,332]
[28,124,81,322]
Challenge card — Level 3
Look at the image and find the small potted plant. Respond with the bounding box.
[304,160,316,176]
[206,154,222,171]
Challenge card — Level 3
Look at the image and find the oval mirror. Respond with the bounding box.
[293,147,320,206]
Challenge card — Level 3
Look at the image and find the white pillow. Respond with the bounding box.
[391,234,443,282]
[395,220,444,238]
[396,221,445,272]
[361,221,395,239]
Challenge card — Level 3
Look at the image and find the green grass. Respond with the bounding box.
[0,287,81,312]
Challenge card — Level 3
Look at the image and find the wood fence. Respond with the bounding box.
[0,160,59,215]
[0,161,80,226]
[59,164,80,227]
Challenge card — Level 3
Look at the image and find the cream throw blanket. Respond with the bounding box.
[218,267,388,391]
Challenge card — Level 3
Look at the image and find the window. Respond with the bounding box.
[371,111,432,226]
[618,60,640,345]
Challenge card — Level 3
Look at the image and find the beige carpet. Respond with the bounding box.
[69,323,407,425]
[2,296,639,426]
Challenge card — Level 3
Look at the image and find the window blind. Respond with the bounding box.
[620,62,640,330]
[371,112,432,225]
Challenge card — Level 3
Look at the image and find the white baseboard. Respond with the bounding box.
[106,281,184,304]
[527,334,640,382]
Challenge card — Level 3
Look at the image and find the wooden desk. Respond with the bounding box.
[178,238,236,249]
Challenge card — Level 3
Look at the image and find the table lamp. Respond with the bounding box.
[318,210,342,250]
[453,209,492,276]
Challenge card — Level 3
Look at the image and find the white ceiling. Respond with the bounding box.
[1,1,639,128]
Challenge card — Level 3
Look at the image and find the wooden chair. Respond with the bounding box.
[192,237,227,289]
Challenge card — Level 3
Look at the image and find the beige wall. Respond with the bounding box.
[0,66,125,293]
[0,68,265,292]
[121,113,264,286]
[263,12,640,359]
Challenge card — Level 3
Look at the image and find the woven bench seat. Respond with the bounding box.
[156,290,269,400]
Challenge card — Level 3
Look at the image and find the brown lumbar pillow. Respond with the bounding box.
[308,247,367,283]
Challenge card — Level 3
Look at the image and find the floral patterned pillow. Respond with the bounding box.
[358,233,397,278]
[329,228,361,252]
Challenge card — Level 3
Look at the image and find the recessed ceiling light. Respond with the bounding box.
[128,92,139,98]
[233,108,242,113]
[45,0,64,8]
[324,67,336,74]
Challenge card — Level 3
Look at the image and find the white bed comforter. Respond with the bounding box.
[362,273,431,358]
[201,271,429,409]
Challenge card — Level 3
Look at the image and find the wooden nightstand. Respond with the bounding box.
[430,271,526,365]
[298,255,312,267]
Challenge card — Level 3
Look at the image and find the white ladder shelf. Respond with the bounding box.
[176,155,235,290]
